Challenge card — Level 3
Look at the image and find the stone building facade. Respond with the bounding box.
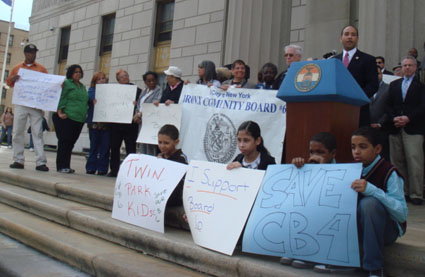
[27,0,425,87]
[0,20,28,114]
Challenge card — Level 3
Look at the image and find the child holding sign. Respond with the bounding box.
[227,121,275,170]
[157,124,188,206]
[281,132,337,269]
[346,127,407,277]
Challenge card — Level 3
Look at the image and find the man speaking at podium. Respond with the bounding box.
[335,25,379,127]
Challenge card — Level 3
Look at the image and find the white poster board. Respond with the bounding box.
[12,68,65,111]
[183,160,265,255]
[243,163,361,267]
[112,154,188,233]
[136,104,182,144]
[382,74,401,84]
[179,84,286,164]
[93,84,137,123]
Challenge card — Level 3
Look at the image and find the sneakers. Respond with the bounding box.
[313,264,357,273]
[291,260,315,269]
[35,165,49,172]
[9,162,24,169]
[59,168,75,173]
[279,257,293,265]
[368,268,384,277]
[29,148,34,152]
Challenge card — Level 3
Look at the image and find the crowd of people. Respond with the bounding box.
[2,24,424,277]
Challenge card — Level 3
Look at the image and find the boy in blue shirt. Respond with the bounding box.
[316,127,407,276]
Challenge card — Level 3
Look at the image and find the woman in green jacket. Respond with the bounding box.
[53,64,88,173]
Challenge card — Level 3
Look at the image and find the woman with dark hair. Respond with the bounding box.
[134,71,162,155]
[85,71,110,175]
[197,60,221,87]
[1,107,14,148]
[53,64,88,173]
[221,60,256,90]
[108,69,141,177]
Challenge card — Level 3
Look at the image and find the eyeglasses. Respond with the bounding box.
[284,53,294,57]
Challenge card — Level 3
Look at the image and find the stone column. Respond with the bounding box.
[224,0,291,76]
[303,0,350,60]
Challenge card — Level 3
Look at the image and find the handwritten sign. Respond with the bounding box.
[183,160,265,255]
[93,84,137,123]
[136,104,182,144]
[12,68,65,111]
[112,154,188,233]
[179,84,286,164]
[242,163,361,267]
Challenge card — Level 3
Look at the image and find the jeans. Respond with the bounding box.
[86,128,110,173]
[358,196,399,271]
[1,125,12,146]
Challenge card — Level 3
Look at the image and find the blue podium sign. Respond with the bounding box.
[277,59,369,106]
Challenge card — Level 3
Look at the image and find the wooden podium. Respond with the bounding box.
[277,60,370,163]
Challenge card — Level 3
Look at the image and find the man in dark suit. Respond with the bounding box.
[335,25,379,126]
[370,66,390,161]
[385,56,425,205]
[376,56,393,75]
[272,44,302,90]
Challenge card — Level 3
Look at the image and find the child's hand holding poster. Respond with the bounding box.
[112,154,188,233]
[242,163,362,267]
[183,160,265,255]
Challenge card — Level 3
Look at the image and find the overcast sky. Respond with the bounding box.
[0,0,34,31]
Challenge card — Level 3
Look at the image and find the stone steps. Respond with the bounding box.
[0,202,203,277]
[0,158,424,276]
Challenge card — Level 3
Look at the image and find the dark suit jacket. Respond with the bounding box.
[385,76,425,135]
[335,49,379,126]
[370,82,390,124]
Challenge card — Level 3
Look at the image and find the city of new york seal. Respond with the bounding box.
[203,113,237,163]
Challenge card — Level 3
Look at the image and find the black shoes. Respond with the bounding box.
[9,162,24,169]
[35,165,49,172]
[97,171,107,176]
[59,168,75,173]
[410,198,423,205]
[86,170,96,174]
[106,172,117,177]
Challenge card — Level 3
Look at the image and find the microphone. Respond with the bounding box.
[323,50,337,59]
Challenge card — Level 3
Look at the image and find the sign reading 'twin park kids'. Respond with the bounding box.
[112,154,188,233]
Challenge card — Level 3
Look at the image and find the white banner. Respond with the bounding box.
[136,104,182,145]
[112,154,188,233]
[93,84,137,123]
[12,68,65,111]
[183,160,265,255]
[179,84,286,164]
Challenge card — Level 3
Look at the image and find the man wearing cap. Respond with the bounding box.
[6,44,49,171]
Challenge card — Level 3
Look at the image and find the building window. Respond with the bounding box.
[8,35,13,46]
[1,88,6,99]
[100,14,115,55]
[3,70,9,81]
[57,27,71,75]
[154,1,174,46]
[58,27,71,63]
[6,53,11,64]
